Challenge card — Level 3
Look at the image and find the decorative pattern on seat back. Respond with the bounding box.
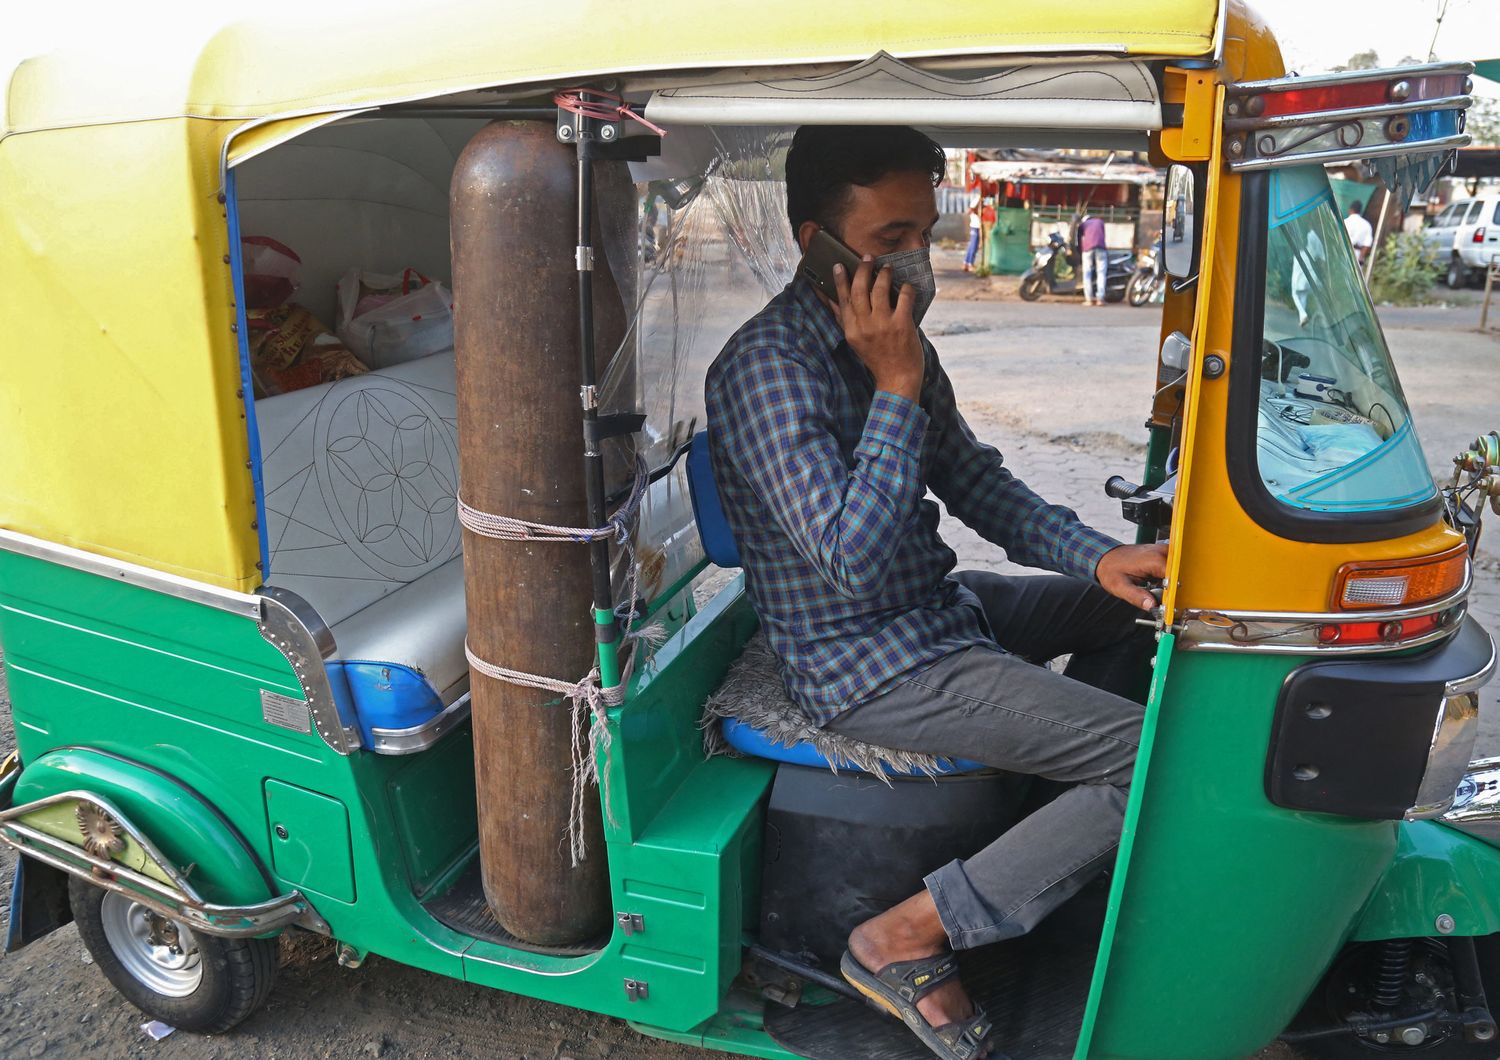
[255,351,461,627]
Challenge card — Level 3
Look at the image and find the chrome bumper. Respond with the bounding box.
[1409,640,1497,818]
[0,791,327,938]
[1443,756,1500,842]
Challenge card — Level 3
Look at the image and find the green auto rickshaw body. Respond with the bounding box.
[2,1,1497,1057]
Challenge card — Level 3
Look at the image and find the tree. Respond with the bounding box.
[1334,49,1381,72]
[1467,97,1500,148]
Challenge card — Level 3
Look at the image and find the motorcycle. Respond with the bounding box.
[1127,237,1165,306]
[1019,230,1133,302]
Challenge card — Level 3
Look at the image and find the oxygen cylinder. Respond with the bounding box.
[449,119,629,945]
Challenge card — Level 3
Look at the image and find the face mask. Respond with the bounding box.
[875,246,937,325]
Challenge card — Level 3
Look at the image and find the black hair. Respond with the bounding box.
[1350,200,1363,213]
[784,125,946,239]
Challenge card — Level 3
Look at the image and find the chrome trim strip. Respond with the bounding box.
[1210,0,1227,63]
[0,528,261,620]
[369,694,472,755]
[256,588,360,755]
[1225,94,1472,131]
[1229,61,1475,94]
[0,792,328,937]
[1181,617,1460,655]
[1227,134,1470,172]
[1179,570,1471,653]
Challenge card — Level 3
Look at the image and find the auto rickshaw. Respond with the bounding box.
[2,2,1498,1057]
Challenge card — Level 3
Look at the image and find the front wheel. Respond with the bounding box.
[1289,936,1500,1058]
[1126,271,1158,307]
[1019,272,1047,301]
[70,877,278,1034]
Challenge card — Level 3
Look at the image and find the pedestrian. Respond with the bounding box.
[1078,211,1108,306]
[963,203,982,272]
[1343,200,1373,265]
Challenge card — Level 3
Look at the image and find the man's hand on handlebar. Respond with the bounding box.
[1096,543,1169,611]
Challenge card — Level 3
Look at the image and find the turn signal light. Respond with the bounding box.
[1332,545,1468,611]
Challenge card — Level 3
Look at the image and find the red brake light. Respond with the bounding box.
[1259,83,1388,116]
[1253,73,1470,119]
[1475,227,1487,243]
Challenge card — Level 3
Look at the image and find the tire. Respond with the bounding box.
[1019,272,1047,301]
[1126,272,1156,307]
[1447,254,1468,290]
[1290,936,1500,1058]
[70,877,278,1034]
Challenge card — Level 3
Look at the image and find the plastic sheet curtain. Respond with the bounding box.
[598,129,799,624]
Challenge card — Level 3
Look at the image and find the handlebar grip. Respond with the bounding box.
[1105,476,1140,500]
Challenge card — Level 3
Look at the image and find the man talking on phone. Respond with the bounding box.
[704,126,1165,1060]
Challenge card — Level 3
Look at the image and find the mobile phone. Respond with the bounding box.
[796,229,899,307]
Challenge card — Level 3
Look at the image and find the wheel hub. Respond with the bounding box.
[99,892,203,997]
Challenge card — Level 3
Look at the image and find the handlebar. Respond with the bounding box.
[1104,476,1141,500]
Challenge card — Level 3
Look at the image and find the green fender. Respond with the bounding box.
[12,748,276,907]
[1351,820,1500,942]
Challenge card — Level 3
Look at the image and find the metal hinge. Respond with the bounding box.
[624,978,649,1002]
[617,912,644,936]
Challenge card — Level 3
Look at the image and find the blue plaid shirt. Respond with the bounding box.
[705,277,1120,725]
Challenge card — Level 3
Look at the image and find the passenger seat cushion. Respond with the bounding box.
[702,632,985,777]
[256,351,468,738]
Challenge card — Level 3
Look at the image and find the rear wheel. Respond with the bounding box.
[70,877,278,1034]
[1126,271,1157,307]
[1447,254,1470,290]
[1019,272,1047,301]
[1289,936,1500,1058]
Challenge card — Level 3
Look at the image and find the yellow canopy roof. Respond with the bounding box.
[0,0,1232,593]
[5,0,1221,137]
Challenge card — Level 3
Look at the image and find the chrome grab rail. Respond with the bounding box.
[0,791,327,938]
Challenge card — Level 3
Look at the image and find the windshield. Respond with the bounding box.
[1254,166,1435,513]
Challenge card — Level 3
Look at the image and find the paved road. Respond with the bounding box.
[1,287,1496,1059]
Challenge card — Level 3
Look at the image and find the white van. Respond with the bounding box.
[1423,196,1500,288]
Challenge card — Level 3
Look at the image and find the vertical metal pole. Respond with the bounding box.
[574,140,622,688]
[1482,261,1495,333]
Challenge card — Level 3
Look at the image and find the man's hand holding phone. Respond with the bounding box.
[832,257,924,403]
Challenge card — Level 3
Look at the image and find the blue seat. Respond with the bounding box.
[722,717,987,776]
[686,430,741,569]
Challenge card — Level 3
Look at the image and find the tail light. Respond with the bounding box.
[1475,227,1487,243]
[1332,545,1468,611]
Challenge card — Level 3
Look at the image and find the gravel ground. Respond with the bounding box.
[1,254,1496,1059]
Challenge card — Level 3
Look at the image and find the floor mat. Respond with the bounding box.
[763,880,1107,1060]
[422,859,609,958]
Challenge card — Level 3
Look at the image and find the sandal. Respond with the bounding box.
[840,949,1002,1060]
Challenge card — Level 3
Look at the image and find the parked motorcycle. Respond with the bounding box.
[1019,231,1133,302]
[1127,237,1166,306]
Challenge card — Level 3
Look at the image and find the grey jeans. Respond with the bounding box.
[825,570,1152,950]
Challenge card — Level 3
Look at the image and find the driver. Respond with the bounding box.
[704,125,1166,1060]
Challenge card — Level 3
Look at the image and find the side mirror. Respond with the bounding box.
[1163,164,1196,278]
